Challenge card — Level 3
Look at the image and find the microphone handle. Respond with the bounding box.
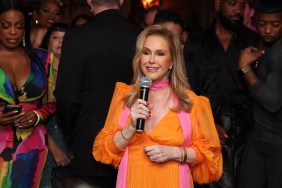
[136,119,145,133]
[136,87,149,132]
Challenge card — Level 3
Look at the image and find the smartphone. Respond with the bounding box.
[3,104,22,115]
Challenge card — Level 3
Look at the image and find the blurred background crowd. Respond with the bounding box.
[24,0,216,32]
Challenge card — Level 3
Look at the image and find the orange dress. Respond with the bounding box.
[93,82,222,188]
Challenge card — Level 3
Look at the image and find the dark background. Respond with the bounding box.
[24,0,216,30]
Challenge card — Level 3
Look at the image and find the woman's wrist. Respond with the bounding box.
[114,125,136,149]
[178,147,184,163]
[170,147,183,163]
[177,147,196,165]
[120,125,135,141]
[32,110,41,126]
[128,123,136,131]
[120,129,130,140]
[185,148,196,165]
[182,148,187,163]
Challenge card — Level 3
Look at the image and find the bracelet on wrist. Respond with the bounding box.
[182,148,187,163]
[120,129,129,140]
[179,147,184,163]
[240,65,252,74]
[33,110,41,126]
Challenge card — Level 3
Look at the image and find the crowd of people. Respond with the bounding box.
[0,0,281,188]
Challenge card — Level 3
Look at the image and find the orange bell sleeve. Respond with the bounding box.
[93,82,134,168]
[188,91,223,184]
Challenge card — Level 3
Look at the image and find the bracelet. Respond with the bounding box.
[241,65,252,74]
[179,147,184,163]
[120,129,129,140]
[182,148,187,163]
[33,110,41,126]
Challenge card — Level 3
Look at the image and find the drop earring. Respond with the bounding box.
[33,16,38,24]
[163,68,171,80]
[22,32,26,47]
[89,4,94,13]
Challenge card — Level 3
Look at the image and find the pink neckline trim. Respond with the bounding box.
[150,79,169,91]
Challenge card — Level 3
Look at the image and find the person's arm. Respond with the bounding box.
[189,95,222,184]
[143,144,196,164]
[239,46,282,113]
[142,94,216,167]
[54,31,84,144]
[113,123,136,149]
[48,135,71,166]
[35,51,56,121]
[93,83,134,168]
[238,47,262,87]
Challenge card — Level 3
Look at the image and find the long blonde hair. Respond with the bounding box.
[125,25,192,112]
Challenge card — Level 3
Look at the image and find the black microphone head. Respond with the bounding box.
[139,77,152,88]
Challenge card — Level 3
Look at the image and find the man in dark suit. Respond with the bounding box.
[55,0,141,187]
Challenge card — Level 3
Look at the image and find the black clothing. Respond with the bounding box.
[62,175,117,188]
[249,38,282,144]
[184,20,258,188]
[239,139,282,188]
[185,39,201,94]
[239,38,282,188]
[185,21,257,114]
[55,9,141,178]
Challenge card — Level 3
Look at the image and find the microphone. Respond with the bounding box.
[136,77,152,133]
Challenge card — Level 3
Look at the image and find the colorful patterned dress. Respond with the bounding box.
[0,49,56,188]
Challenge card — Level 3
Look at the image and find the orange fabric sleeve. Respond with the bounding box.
[93,82,134,169]
[188,91,223,184]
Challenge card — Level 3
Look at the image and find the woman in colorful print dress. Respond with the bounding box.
[0,0,55,187]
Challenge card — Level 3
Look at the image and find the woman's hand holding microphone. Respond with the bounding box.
[115,99,152,148]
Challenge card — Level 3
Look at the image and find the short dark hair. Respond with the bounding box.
[41,22,69,49]
[256,0,282,14]
[154,9,184,28]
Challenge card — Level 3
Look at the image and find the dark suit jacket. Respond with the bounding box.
[55,9,141,176]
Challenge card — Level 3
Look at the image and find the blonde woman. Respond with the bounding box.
[93,25,222,188]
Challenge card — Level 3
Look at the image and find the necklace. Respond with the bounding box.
[150,79,169,91]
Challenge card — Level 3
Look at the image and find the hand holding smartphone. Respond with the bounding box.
[3,105,22,115]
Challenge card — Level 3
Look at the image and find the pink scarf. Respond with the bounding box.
[150,79,169,91]
[116,84,192,188]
